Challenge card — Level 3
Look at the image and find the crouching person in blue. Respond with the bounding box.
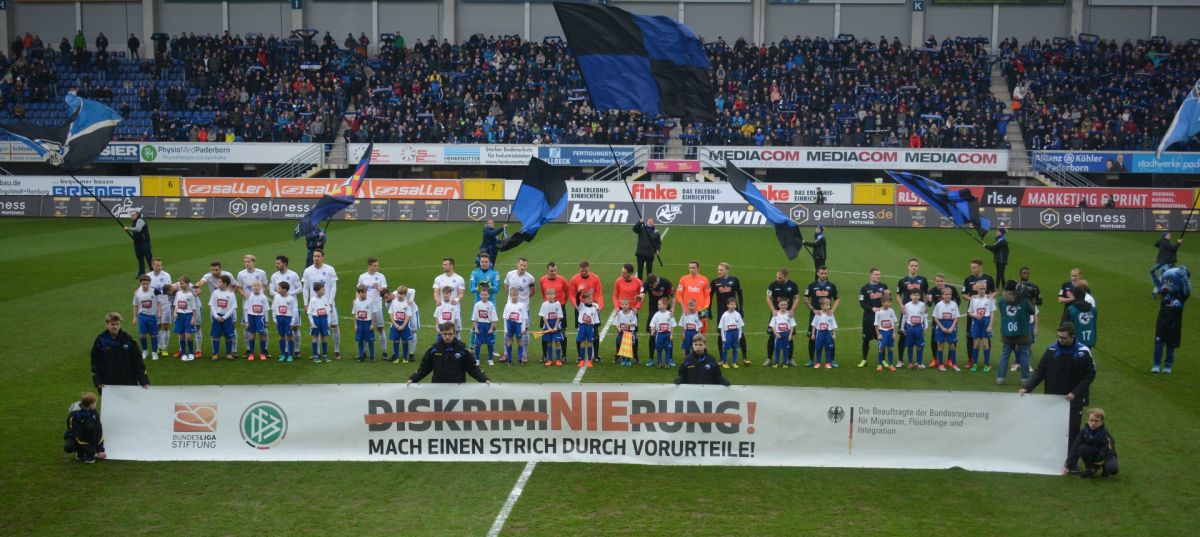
[675,334,731,386]
[64,392,106,463]
[407,322,491,384]
[1070,407,1119,479]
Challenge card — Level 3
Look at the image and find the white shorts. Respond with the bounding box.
[329,304,340,326]
[371,307,385,329]
[155,296,173,324]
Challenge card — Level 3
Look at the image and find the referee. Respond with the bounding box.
[710,262,748,365]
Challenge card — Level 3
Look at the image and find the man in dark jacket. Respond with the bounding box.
[122,210,152,278]
[91,312,151,393]
[478,218,505,267]
[675,334,730,386]
[803,225,827,276]
[408,323,491,384]
[1150,232,1182,297]
[984,227,1010,286]
[1020,322,1096,473]
[632,218,661,280]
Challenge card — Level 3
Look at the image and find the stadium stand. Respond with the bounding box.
[1,31,1195,152]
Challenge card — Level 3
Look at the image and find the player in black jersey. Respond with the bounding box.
[858,268,889,367]
[962,258,996,345]
[710,262,749,365]
[804,265,840,366]
[766,268,800,366]
[642,274,674,362]
[896,258,929,365]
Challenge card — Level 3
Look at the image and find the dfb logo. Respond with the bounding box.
[654,204,682,224]
[1039,208,1060,229]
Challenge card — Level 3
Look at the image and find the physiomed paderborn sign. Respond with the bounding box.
[102,383,1066,475]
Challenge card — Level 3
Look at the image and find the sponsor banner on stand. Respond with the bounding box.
[353,144,536,166]
[646,160,701,173]
[0,195,40,216]
[0,176,140,196]
[538,146,638,167]
[368,179,463,200]
[450,200,512,222]
[1019,187,1194,209]
[102,383,1065,474]
[139,143,321,164]
[788,204,897,227]
[46,196,159,218]
[95,143,142,163]
[701,147,1009,171]
[1032,151,1200,175]
[549,181,853,205]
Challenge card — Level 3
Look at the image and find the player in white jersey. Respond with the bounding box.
[504,257,537,358]
[433,286,462,334]
[243,281,271,360]
[236,254,269,356]
[196,260,235,353]
[302,249,341,359]
[471,288,499,365]
[967,280,996,372]
[931,287,961,371]
[132,275,160,359]
[502,288,529,365]
[873,295,899,370]
[575,291,600,367]
[172,276,201,361]
[717,297,745,367]
[387,286,416,363]
[433,257,466,319]
[901,290,929,368]
[146,257,173,357]
[270,255,303,355]
[357,257,389,355]
[272,281,299,362]
[612,298,640,367]
[208,275,238,359]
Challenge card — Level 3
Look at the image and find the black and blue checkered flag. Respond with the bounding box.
[886,170,990,238]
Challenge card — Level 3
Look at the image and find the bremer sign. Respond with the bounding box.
[701,147,1008,172]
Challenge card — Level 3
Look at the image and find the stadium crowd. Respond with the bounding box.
[2,30,1196,151]
[1001,35,1200,152]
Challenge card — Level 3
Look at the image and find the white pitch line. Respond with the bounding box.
[488,309,613,536]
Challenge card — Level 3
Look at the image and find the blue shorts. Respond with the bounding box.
[654,331,673,349]
[310,315,330,337]
[682,329,698,348]
[355,319,375,341]
[814,330,834,350]
[542,322,563,342]
[969,317,992,339]
[506,319,524,338]
[210,316,235,338]
[904,324,925,347]
[275,315,292,335]
[576,323,595,343]
[137,313,157,335]
[174,312,196,334]
[934,320,958,344]
[246,315,267,334]
[774,330,791,350]
[390,325,412,342]
[878,329,894,348]
[723,330,740,349]
[475,322,495,345]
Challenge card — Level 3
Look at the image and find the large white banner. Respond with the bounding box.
[138,143,322,164]
[0,175,140,196]
[353,144,537,166]
[700,147,1010,172]
[505,180,853,205]
[103,383,1065,474]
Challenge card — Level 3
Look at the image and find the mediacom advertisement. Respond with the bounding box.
[700,147,1009,172]
[101,383,1065,475]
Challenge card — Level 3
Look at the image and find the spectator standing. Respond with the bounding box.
[127,33,140,59]
[1150,232,1182,298]
[632,218,661,280]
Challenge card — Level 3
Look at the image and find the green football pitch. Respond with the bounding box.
[1,218,1196,536]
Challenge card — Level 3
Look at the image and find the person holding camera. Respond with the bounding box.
[996,280,1035,385]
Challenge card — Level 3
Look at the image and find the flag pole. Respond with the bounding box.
[1180,188,1199,239]
[70,173,132,237]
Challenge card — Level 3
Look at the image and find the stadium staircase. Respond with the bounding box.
[989,63,1053,186]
